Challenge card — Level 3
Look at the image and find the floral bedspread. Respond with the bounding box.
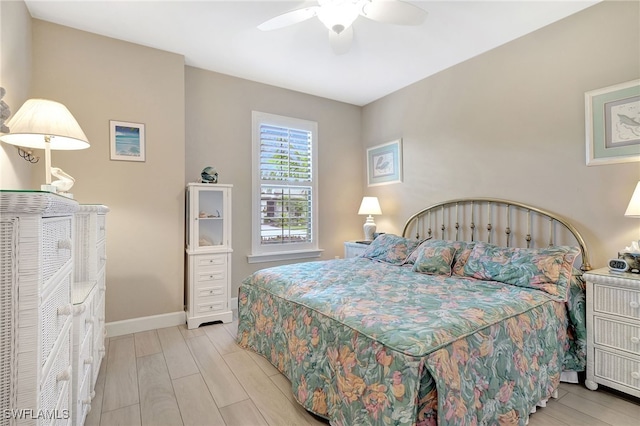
[237,258,586,425]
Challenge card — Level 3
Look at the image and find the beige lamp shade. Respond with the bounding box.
[358,196,382,215]
[0,99,89,150]
[625,181,640,218]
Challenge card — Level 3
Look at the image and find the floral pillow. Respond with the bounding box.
[361,234,423,265]
[403,237,434,264]
[462,242,581,299]
[412,240,458,276]
[451,241,475,276]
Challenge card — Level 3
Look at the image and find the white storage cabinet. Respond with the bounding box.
[185,183,233,329]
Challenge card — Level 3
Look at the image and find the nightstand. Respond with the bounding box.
[344,241,370,259]
[583,267,640,398]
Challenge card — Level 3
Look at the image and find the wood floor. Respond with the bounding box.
[87,318,640,426]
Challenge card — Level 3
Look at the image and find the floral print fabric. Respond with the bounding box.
[462,243,580,300]
[237,258,586,425]
[360,234,423,265]
[412,240,458,275]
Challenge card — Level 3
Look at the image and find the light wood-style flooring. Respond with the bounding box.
[87,317,640,426]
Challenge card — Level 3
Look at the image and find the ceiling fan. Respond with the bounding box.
[257,0,428,55]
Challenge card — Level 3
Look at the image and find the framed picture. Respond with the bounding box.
[366,139,403,186]
[585,79,640,166]
[110,120,145,162]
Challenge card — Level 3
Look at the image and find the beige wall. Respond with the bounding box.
[362,1,640,269]
[185,67,363,296]
[0,0,32,188]
[31,20,186,322]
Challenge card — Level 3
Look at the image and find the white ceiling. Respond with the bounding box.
[24,0,600,106]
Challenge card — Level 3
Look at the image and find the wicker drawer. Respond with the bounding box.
[40,322,72,420]
[594,316,640,355]
[593,284,640,320]
[42,216,73,287]
[96,214,106,242]
[41,273,72,366]
[594,348,640,392]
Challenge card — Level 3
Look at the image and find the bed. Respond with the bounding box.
[237,198,590,425]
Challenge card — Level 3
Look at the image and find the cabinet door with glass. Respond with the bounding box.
[186,183,232,253]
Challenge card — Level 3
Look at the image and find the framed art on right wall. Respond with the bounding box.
[585,79,640,166]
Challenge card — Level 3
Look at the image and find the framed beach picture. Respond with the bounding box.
[110,120,145,162]
[585,79,640,166]
[366,139,403,186]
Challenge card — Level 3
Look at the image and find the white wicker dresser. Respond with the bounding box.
[1,190,78,425]
[71,205,109,426]
[584,267,640,398]
[0,192,109,426]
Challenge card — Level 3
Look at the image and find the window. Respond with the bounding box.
[248,112,322,263]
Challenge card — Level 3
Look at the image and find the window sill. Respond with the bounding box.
[247,249,324,264]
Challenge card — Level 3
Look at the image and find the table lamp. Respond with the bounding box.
[0,98,90,195]
[358,196,382,241]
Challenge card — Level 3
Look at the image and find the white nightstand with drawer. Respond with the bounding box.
[344,241,370,259]
[584,267,640,398]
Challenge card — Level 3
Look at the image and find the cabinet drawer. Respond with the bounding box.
[196,300,226,314]
[196,269,226,284]
[196,285,226,299]
[41,324,72,420]
[594,348,640,392]
[594,317,640,355]
[195,254,226,268]
[593,284,640,320]
[41,274,72,366]
[97,214,107,242]
[42,216,73,287]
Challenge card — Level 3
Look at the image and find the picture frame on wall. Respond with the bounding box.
[585,79,640,166]
[367,139,403,186]
[110,120,145,162]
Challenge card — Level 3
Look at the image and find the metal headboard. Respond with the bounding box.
[402,198,591,271]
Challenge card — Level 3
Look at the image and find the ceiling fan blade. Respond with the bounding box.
[329,26,353,55]
[258,6,319,31]
[361,0,427,26]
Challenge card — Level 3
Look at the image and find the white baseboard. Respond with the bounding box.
[106,311,186,338]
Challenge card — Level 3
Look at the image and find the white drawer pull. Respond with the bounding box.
[73,304,86,315]
[631,372,640,380]
[631,301,639,309]
[58,305,73,316]
[631,337,640,344]
[58,238,72,250]
[56,366,72,382]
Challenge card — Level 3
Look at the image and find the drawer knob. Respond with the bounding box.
[56,366,72,382]
[58,304,73,316]
[631,301,639,309]
[58,238,72,250]
[632,337,640,344]
[632,372,640,380]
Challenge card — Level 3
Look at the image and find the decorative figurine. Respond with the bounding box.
[201,166,218,183]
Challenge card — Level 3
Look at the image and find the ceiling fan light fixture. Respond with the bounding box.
[317,0,364,34]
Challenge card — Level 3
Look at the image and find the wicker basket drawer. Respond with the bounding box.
[594,348,640,392]
[594,316,640,355]
[40,323,72,420]
[593,284,640,320]
[41,274,72,366]
[42,216,73,287]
